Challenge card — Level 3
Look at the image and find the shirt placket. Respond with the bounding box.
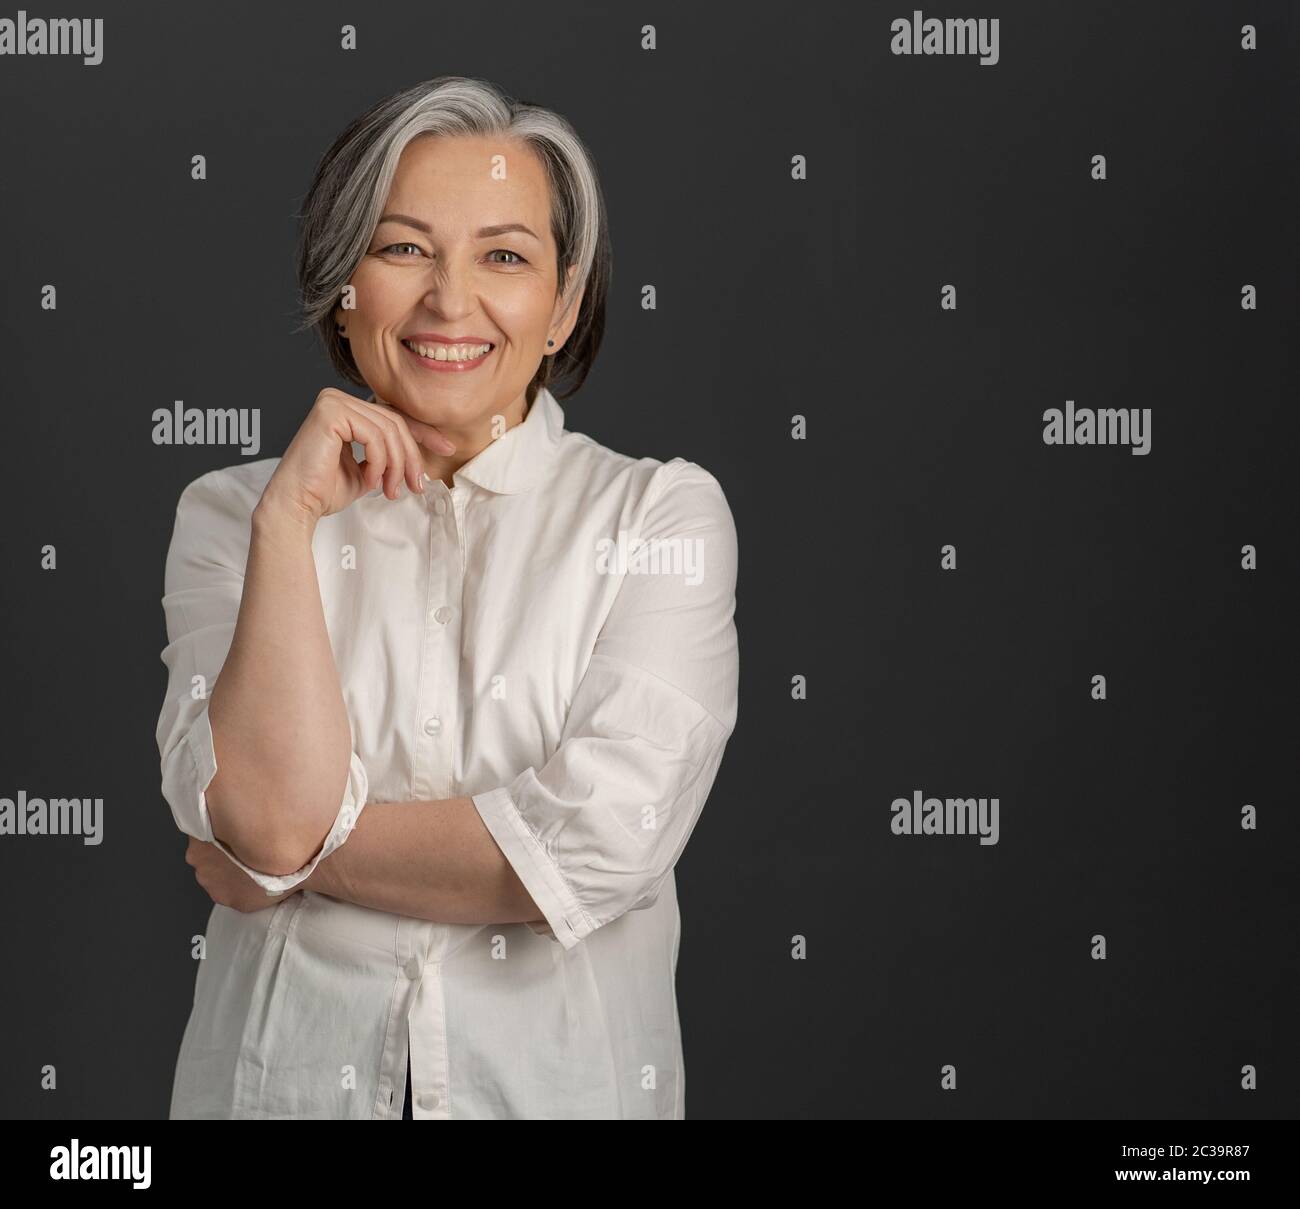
[373,914,423,1119]
[405,475,463,1119]
[413,479,461,801]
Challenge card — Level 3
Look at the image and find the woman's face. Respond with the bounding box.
[336,133,581,438]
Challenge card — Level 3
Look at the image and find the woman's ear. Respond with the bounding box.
[548,267,586,352]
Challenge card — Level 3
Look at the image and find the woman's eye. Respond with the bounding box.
[376,243,524,264]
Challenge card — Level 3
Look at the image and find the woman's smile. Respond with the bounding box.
[400,335,496,372]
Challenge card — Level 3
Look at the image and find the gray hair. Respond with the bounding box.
[294,76,610,404]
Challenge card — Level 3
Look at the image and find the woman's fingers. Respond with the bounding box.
[403,413,458,455]
[337,444,367,505]
[340,408,389,495]
[361,395,426,494]
[367,391,457,455]
[339,390,461,503]
[349,401,408,499]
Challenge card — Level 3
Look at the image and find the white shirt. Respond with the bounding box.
[156,386,739,1119]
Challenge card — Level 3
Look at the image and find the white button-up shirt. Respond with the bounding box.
[156,386,740,1119]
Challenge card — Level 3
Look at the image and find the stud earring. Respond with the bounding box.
[547,339,554,347]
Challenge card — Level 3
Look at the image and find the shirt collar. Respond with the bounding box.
[452,385,566,495]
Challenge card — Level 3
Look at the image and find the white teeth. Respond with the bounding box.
[404,340,492,362]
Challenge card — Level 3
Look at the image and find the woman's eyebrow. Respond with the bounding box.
[376,213,540,241]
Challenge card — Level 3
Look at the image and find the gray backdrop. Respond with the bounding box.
[0,0,1296,1119]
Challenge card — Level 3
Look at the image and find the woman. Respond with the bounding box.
[155,76,739,1120]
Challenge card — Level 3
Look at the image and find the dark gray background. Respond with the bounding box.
[1,0,1295,1119]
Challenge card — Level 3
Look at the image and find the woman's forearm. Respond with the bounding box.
[204,496,354,876]
[304,797,544,926]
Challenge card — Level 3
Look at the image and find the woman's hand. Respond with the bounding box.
[184,836,299,914]
[258,388,456,526]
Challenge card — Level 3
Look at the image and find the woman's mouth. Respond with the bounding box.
[401,338,495,372]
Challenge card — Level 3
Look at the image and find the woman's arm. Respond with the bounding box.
[202,498,354,876]
[199,460,737,948]
[201,389,446,876]
[302,797,544,926]
[302,463,739,945]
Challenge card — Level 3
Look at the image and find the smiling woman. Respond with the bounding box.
[155,75,740,1121]
[297,79,608,436]
[328,131,586,455]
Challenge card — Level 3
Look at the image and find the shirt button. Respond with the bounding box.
[419,1091,439,1110]
[434,605,454,624]
[433,498,447,516]
[422,716,442,737]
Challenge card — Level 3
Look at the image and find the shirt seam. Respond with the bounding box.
[584,650,732,735]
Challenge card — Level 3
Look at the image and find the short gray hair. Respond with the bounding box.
[294,75,610,404]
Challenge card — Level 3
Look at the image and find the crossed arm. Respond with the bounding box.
[199,490,542,925]
[166,461,738,932]
[306,796,541,923]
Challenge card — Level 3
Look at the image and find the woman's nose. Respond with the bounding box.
[421,259,476,312]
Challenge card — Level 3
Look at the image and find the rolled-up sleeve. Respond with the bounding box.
[472,461,740,949]
[156,470,370,896]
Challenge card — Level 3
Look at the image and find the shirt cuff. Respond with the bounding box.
[471,784,592,950]
[174,706,219,841]
[188,706,370,896]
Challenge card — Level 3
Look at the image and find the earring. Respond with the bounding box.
[547,339,554,347]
